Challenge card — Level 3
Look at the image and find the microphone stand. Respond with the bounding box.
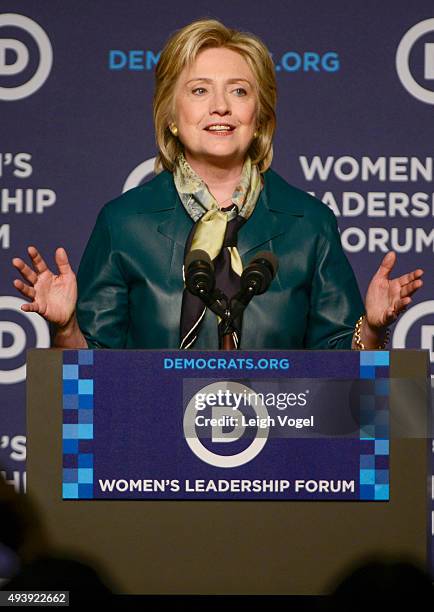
[198,289,237,350]
[184,251,235,350]
[217,281,259,350]
[195,275,264,351]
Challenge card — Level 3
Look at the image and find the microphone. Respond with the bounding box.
[227,252,278,324]
[184,249,278,347]
[241,251,278,296]
[184,249,227,318]
[184,249,215,296]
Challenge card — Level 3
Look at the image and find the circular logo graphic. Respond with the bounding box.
[392,300,434,367]
[396,18,434,105]
[122,157,156,192]
[0,13,53,101]
[0,296,50,384]
[183,381,269,468]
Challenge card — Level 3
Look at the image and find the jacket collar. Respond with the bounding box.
[144,169,304,257]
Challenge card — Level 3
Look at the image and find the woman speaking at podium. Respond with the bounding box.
[11,19,423,350]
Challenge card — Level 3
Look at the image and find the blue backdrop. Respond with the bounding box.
[1,0,433,570]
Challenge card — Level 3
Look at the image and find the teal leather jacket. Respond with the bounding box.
[76,168,364,349]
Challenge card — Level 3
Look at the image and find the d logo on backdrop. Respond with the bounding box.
[0,13,53,101]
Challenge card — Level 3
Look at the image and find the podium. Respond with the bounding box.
[26,349,431,594]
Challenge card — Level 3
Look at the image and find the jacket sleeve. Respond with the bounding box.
[304,210,365,349]
[76,207,129,348]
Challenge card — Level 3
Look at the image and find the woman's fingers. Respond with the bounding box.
[13,279,36,299]
[27,245,49,275]
[383,297,412,324]
[400,278,423,298]
[376,251,396,279]
[398,268,424,286]
[11,257,38,285]
[54,247,72,275]
[20,301,40,313]
[392,296,412,314]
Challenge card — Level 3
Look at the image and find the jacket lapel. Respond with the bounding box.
[155,172,193,248]
[237,169,304,257]
[153,173,193,289]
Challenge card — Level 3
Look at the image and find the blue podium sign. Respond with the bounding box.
[62,350,390,501]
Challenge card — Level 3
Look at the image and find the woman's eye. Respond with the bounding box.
[192,87,206,95]
[234,88,247,96]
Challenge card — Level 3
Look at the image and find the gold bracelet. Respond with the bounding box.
[354,314,390,350]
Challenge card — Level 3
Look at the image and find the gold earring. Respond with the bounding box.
[170,123,178,137]
[253,130,259,139]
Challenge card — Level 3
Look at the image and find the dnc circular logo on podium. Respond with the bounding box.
[183,381,270,468]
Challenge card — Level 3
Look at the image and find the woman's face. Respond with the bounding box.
[172,47,258,167]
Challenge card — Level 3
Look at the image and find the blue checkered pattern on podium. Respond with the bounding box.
[359,351,390,501]
[62,350,94,499]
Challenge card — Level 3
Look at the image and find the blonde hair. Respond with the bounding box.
[153,18,276,174]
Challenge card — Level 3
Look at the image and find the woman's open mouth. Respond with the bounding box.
[204,124,236,135]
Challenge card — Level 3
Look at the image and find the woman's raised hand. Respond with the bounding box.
[364,251,424,330]
[12,246,78,328]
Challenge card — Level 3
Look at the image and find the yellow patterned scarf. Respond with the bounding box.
[173,152,263,349]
